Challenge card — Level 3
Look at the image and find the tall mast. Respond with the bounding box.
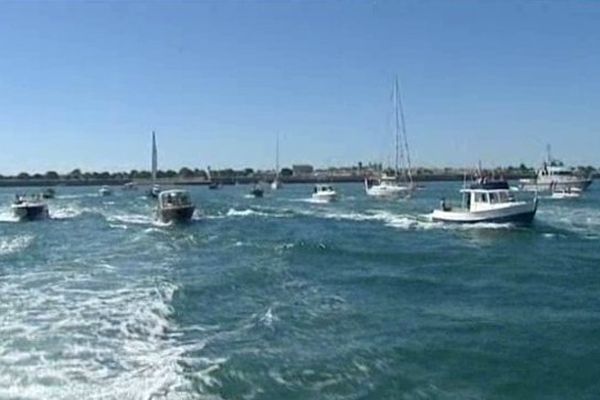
[393,77,401,179]
[151,131,157,183]
[396,77,413,184]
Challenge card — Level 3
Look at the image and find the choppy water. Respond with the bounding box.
[1,182,599,399]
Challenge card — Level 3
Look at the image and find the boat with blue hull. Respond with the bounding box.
[432,180,538,224]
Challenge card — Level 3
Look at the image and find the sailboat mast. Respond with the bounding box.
[396,78,413,184]
[151,131,157,183]
[394,78,400,179]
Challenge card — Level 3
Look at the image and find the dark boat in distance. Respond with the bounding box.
[12,195,49,221]
[41,188,56,199]
[156,190,195,223]
[250,184,264,198]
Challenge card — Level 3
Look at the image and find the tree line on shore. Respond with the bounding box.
[0,164,597,181]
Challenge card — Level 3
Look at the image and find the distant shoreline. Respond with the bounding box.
[0,172,566,188]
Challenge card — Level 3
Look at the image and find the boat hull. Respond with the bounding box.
[431,202,537,225]
[157,205,195,224]
[12,204,49,221]
[519,178,593,192]
[312,193,337,202]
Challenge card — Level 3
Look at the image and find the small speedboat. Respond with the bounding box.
[208,182,220,190]
[431,180,538,224]
[12,195,49,221]
[99,186,112,196]
[250,184,264,198]
[312,184,338,202]
[122,182,137,191]
[364,175,412,198]
[147,184,161,198]
[41,188,56,199]
[551,187,582,199]
[156,189,195,223]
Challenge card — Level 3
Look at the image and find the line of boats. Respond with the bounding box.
[6,77,594,225]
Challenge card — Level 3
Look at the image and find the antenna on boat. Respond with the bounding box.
[546,143,552,164]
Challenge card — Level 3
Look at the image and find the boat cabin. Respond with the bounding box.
[456,181,515,212]
[314,184,335,193]
[158,190,193,208]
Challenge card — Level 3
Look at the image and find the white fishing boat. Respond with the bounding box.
[519,145,593,192]
[156,189,195,223]
[99,186,112,196]
[12,195,49,221]
[551,187,582,199]
[147,131,161,198]
[271,133,283,190]
[122,182,137,191]
[366,76,415,198]
[432,180,538,224]
[312,184,338,202]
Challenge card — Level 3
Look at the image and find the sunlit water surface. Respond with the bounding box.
[1,182,599,399]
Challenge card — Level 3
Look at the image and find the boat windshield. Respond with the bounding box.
[161,192,191,207]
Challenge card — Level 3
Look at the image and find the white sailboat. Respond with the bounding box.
[148,131,161,198]
[271,133,283,190]
[365,77,414,198]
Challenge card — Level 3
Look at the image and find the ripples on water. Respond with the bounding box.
[0,183,599,399]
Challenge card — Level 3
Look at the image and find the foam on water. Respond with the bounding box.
[0,268,221,399]
[0,235,34,255]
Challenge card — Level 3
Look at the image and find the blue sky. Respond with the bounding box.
[0,0,598,174]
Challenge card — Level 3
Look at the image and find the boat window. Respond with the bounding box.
[489,192,497,204]
[474,192,485,203]
[497,191,509,202]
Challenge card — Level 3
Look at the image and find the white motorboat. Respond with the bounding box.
[156,190,195,223]
[432,180,538,224]
[148,184,161,198]
[551,187,582,199]
[365,175,412,198]
[122,182,137,191]
[99,186,112,196]
[12,195,49,221]
[519,146,593,192]
[312,184,338,202]
[366,76,415,198]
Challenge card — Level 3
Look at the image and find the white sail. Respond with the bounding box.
[151,131,158,183]
[271,133,282,189]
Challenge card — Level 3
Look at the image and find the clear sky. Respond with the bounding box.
[0,0,598,174]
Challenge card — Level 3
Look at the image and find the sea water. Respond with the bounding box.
[0,182,599,399]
